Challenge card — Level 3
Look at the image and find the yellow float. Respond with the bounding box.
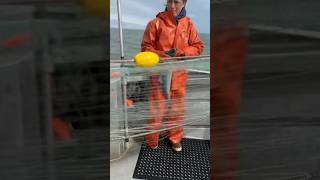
[134,52,160,67]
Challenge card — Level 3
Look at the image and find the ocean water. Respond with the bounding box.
[110,28,210,60]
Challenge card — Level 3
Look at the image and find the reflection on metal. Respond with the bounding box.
[250,24,320,39]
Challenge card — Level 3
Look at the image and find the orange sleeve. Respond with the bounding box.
[141,21,169,57]
[182,22,204,56]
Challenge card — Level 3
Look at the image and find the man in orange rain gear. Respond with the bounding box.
[141,0,204,152]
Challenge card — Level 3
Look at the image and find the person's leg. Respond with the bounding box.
[167,70,188,146]
[145,75,167,149]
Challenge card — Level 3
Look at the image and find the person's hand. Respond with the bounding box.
[159,51,171,58]
[165,48,185,57]
[165,48,176,57]
[175,48,185,56]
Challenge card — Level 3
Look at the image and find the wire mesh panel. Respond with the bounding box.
[0,19,52,180]
[110,57,210,160]
[110,63,127,160]
[1,2,108,180]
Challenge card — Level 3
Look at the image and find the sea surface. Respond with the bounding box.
[110,28,210,60]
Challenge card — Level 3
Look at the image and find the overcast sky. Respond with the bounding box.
[110,0,210,34]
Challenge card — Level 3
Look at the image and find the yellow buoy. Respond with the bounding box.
[134,52,159,67]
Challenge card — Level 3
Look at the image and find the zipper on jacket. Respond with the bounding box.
[173,19,179,48]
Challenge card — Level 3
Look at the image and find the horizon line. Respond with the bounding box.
[110,27,210,35]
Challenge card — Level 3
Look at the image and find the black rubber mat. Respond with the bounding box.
[133,138,210,180]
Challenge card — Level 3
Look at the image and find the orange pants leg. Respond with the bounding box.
[145,75,167,148]
[167,70,188,144]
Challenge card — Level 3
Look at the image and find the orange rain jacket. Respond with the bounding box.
[141,10,204,57]
[141,10,204,148]
[141,10,204,91]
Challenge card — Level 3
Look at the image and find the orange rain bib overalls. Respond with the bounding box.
[141,10,204,148]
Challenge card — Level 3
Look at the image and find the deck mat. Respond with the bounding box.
[133,138,210,180]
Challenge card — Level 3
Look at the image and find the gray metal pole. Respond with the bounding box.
[121,75,129,148]
[116,0,128,148]
[117,0,125,60]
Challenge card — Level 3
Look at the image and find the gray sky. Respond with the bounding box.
[110,0,210,34]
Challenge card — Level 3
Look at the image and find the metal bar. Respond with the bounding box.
[188,69,210,74]
[121,73,129,149]
[160,55,210,61]
[116,0,125,59]
[110,55,210,64]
